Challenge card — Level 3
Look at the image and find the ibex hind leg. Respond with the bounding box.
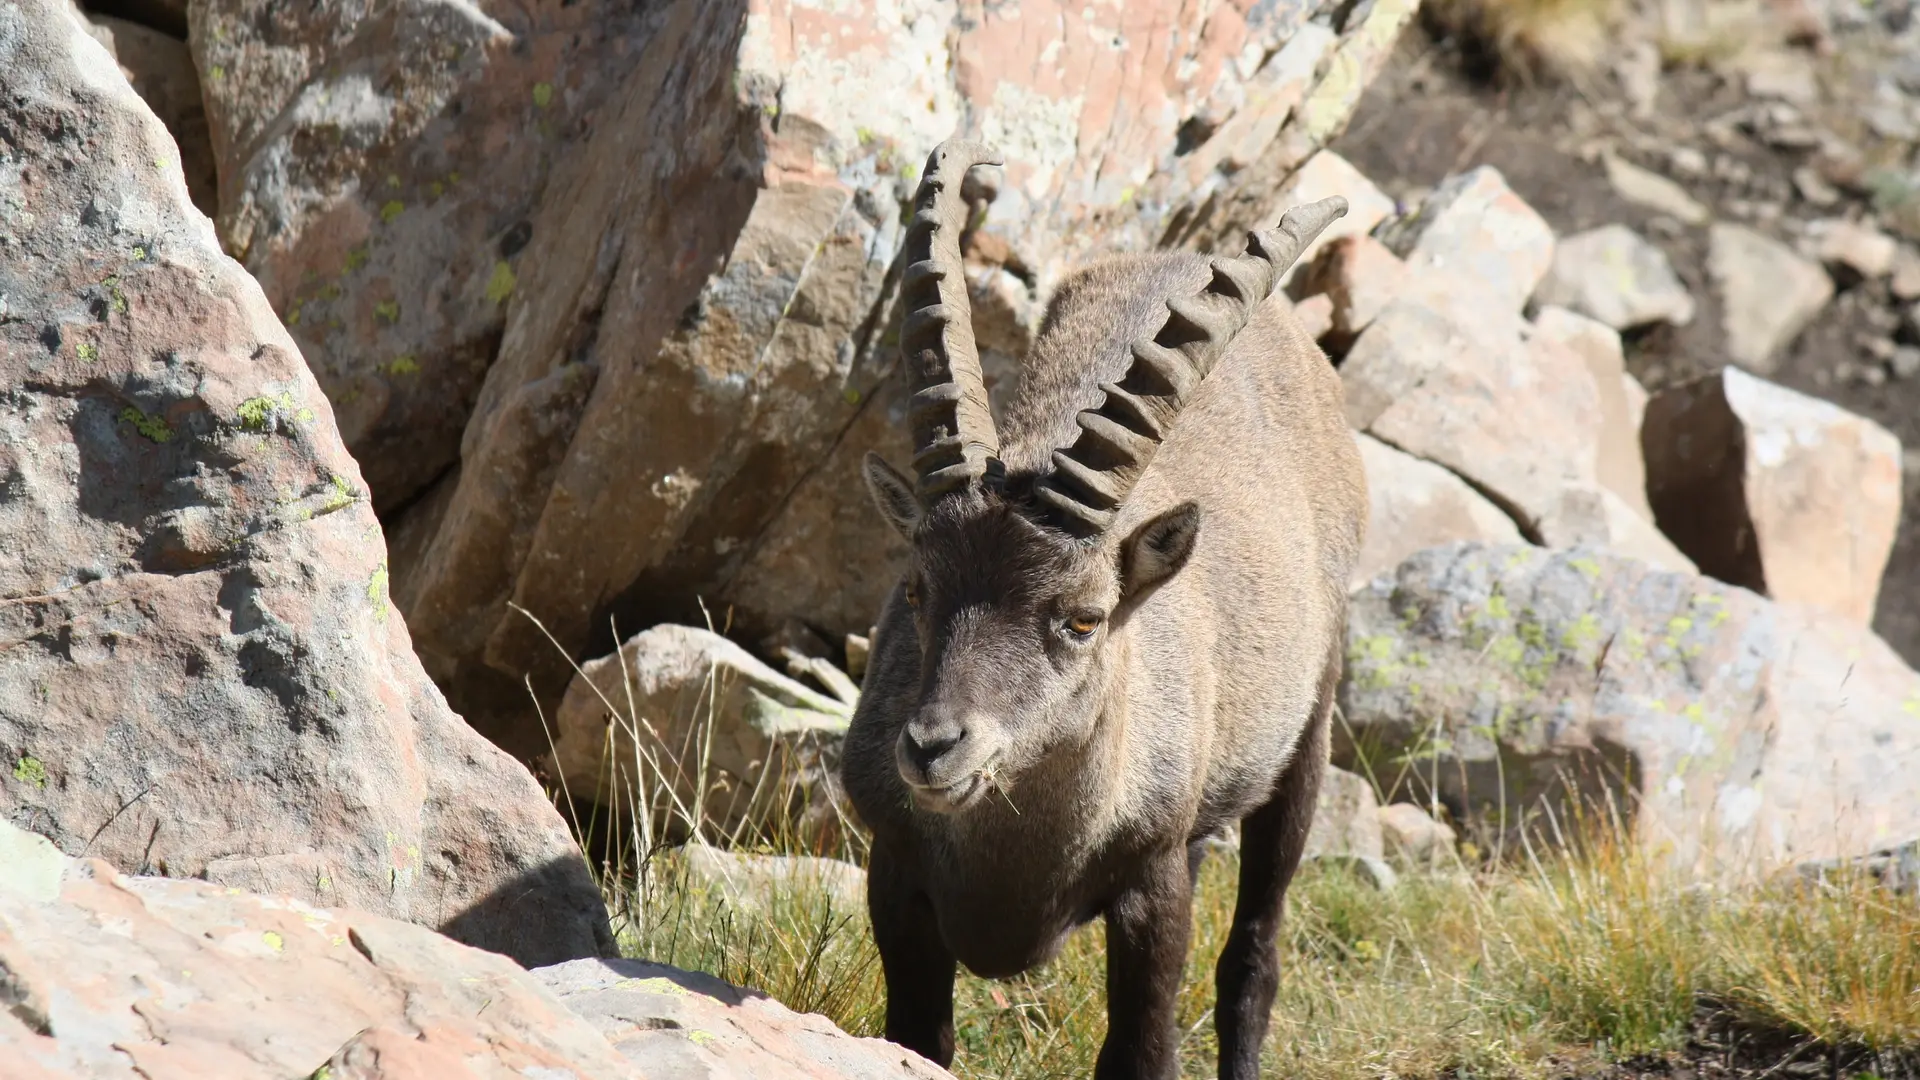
[868,843,959,1067]
[1213,643,1341,1080]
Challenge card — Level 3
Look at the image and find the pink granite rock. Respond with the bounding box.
[0,0,608,966]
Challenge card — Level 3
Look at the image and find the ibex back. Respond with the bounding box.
[843,139,1367,1080]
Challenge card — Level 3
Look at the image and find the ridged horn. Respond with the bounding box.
[900,139,1004,503]
[1031,196,1350,538]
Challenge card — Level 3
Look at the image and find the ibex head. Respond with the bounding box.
[862,138,1347,814]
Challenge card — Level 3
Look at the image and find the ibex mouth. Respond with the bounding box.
[907,760,997,814]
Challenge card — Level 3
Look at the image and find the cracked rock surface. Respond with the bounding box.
[0,0,609,968]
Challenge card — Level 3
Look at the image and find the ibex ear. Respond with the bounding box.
[1119,502,1201,607]
[863,452,921,540]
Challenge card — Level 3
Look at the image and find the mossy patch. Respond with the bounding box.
[120,406,174,443]
[532,82,554,108]
[367,561,391,621]
[13,756,47,788]
[237,392,314,434]
[379,200,404,224]
[386,355,420,376]
[485,260,517,304]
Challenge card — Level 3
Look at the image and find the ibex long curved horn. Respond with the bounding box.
[1030,196,1351,538]
[901,139,1004,503]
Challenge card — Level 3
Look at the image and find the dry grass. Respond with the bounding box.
[528,610,1918,1078]
[1421,0,1624,81]
[614,836,1916,1079]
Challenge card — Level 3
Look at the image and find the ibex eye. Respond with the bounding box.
[1065,614,1101,638]
[904,583,921,609]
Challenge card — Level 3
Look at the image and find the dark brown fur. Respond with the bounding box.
[846,249,1367,1079]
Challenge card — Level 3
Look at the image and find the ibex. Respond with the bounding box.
[842,139,1366,1080]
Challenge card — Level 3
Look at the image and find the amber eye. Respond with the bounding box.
[904,582,921,609]
[1065,614,1101,638]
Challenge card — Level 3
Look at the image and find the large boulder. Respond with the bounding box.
[1,819,945,1080]
[549,625,852,845]
[541,957,956,1078]
[187,0,658,512]
[0,821,635,1079]
[1339,543,1920,875]
[72,9,217,217]
[388,0,1423,756]
[0,0,608,966]
[1642,368,1903,626]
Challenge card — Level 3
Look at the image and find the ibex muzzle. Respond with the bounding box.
[843,137,1367,1079]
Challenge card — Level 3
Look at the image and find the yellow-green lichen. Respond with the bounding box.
[612,976,690,997]
[262,930,285,953]
[532,82,554,108]
[1560,612,1602,651]
[121,406,174,443]
[13,756,47,788]
[75,342,98,361]
[367,561,391,621]
[385,173,400,189]
[209,64,226,81]
[237,391,308,433]
[345,245,370,272]
[374,300,400,323]
[379,200,404,223]
[485,260,516,304]
[131,245,147,260]
[321,475,357,513]
[386,355,420,376]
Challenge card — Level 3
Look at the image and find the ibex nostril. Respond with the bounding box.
[902,726,967,777]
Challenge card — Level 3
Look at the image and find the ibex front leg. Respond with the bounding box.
[868,843,958,1067]
[1214,648,1339,1080]
[1095,847,1195,1080]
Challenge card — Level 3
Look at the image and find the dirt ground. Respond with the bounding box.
[1331,28,1920,666]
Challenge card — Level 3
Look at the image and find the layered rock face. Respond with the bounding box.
[0,0,608,967]
[0,819,951,1079]
[354,0,1421,756]
[1341,544,1920,875]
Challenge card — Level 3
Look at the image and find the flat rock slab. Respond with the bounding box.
[0,0,608,965]
[1352,432,1524,591]
[1379,165,1556,316]
[0,824,635,1079]
[540,957,956,1079]
[1340,543,1920,875]
[1643,368,1903,626]
[1707,222,1834,373]
[1536,223,1696,331]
